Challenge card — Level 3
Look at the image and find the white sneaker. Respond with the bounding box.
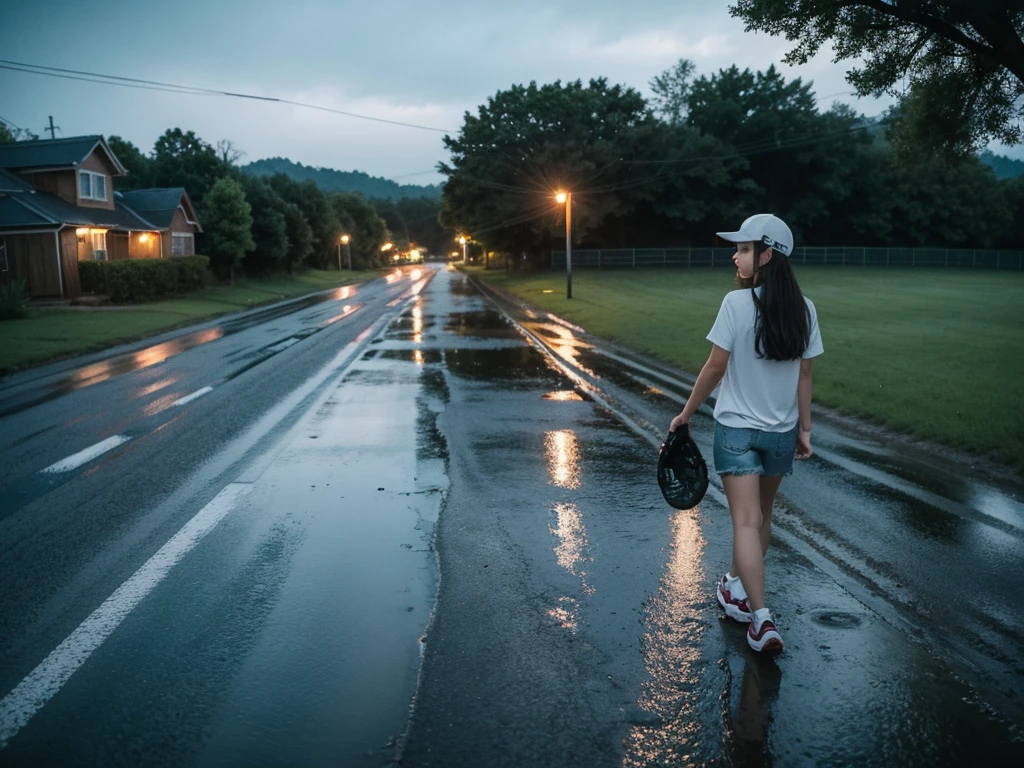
[716,574,752,623]
[747,610,783,653]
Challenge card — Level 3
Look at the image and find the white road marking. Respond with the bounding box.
[0,483,253,749]
[171,386,214,407]
[40,435,131,474]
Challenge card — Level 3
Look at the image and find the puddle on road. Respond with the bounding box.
[378,349,444,365]
[448,277,481,296]
[444,310,518,338]
[443,347,565,387]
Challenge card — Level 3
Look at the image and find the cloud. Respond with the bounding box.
[1,0,898,182]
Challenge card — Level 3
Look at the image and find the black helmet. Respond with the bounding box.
[657,425,709,510]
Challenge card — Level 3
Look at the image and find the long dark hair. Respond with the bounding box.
[751,242,810,361]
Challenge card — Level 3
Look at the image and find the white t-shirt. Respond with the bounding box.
[707,288,824,432]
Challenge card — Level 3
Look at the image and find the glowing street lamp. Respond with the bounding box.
[556,191,572,299]
[458,235,468,263]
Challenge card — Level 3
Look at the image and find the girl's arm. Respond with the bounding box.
[670,344,730,432]
[795,358,814,459]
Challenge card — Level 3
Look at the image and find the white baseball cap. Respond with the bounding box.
[716,214,793,257]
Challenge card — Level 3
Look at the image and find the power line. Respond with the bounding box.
[0,59,456,134]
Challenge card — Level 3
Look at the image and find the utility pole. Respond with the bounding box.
[45,116,59,139]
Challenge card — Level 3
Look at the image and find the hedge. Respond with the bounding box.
[78,255,210,303]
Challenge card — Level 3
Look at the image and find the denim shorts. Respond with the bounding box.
[713,422,799,477]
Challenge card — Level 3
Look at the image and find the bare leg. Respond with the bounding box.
[723,474,766,611]
[758,475,783,557]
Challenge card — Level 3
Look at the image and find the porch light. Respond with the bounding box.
[75,228,89,236]
[139,233,151,243]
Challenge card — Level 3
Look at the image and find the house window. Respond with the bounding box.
[171,232,195,257]
[91,231,107,261]
[79,171,108,201]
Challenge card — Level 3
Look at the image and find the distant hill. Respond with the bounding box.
[242,157,442,200]
[980,150,1024,180]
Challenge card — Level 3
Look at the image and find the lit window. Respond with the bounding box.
[91,231,107,261]
[79,171,108,201]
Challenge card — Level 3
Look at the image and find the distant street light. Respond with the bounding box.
[340,234,352,270]
[458,235,468,263]
[556,191,572,299]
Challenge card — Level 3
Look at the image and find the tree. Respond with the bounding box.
[886,154,1013,247]
[329,192,389,268]
[280,200,314,273]
[202,177,254,283]
[649,59,696,125]
[269,175,339,269]
[107,136,152,189]
[686,65,874,239]
[216,139,246,166]
[0,122,38,143]
[998,176,1024,248]
[267,174,315,270]
[371,196,448,257]
[440,78,665,266]
[296,180,341,270]
[240,175,289,274]
[730,1,1024,155]
[151,128,228,207]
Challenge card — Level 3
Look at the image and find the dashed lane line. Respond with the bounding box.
[40,435,132,474]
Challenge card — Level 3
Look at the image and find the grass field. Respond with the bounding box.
[472,266,1024,471]
[0,269,375,372]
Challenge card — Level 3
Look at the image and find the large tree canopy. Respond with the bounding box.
[439,78,665,262]
[730,1,1024,155]
[151,128,227,207]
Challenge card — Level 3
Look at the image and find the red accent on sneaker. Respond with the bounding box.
[717,576,752,623]
[747,618,784,652]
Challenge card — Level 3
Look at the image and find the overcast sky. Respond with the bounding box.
[0,0,962,186]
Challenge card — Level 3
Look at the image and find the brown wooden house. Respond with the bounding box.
[0,136,202,299]
[117,188,202,260]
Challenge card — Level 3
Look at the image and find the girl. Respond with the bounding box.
[669,214,823,653]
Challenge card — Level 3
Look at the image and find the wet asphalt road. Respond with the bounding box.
[1,266,1022,766]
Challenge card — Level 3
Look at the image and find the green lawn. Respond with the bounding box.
[472,266,1024,470]
[0,269,375,372]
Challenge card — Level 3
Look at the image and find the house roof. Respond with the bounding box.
[0,135,127,175]
[118,187,202,231]
[0,168,36,193]
[0,188,158,231]
[0,195,53,228]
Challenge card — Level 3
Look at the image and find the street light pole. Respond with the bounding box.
[557,192,572,299]
[459,236,467,264]
[341,234,351,269]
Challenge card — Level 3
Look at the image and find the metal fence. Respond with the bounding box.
[551,247,1024,269]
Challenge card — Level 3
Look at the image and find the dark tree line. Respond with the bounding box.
[106,129,394,278]
[439,60,1023,269]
